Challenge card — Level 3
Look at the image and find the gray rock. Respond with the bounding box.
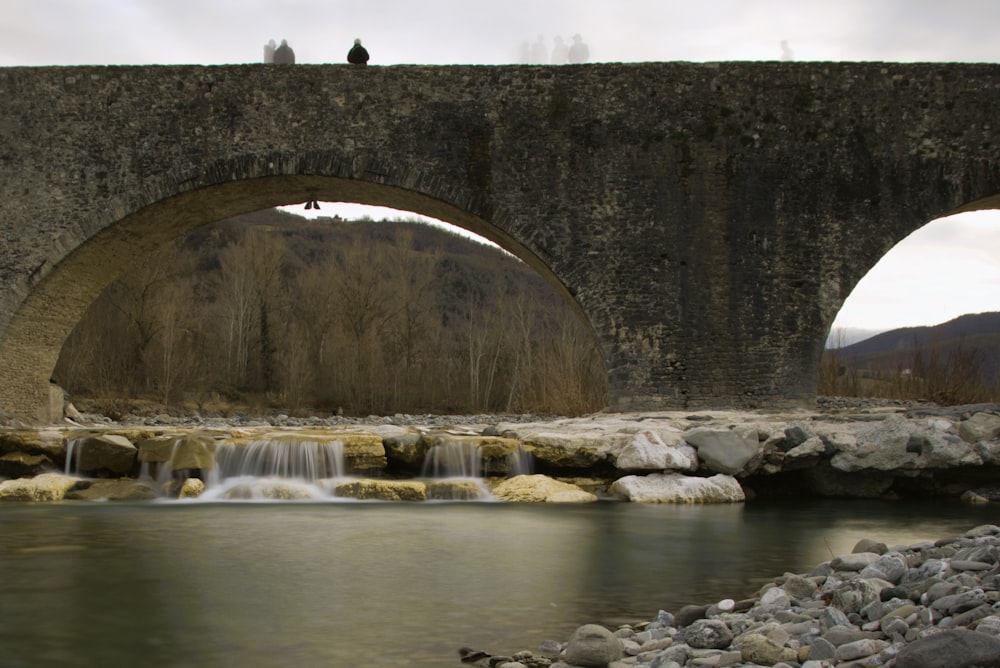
[959,412,1000,443]
[782,435,827,469]
[563,624,623,667]
[682,427,759,475]
[822,627,881,647]
[930,590,986,615]
[739,633,798,665]
[852,538,888,555]
[805,636,837,661]
[881,616,910,637]
[817,605,852,631]
[831,552,880,572]
[904,558,949,583]
[783,423,812,449]
[950,559,993,571]
[835,638,889,661]
[780,572,819,600]
[675,605,708,627]
[949,603,993,628]
[608,472,744,503]
[894,628,1000,668]
[685,619,733,649]
[859,552,909,583]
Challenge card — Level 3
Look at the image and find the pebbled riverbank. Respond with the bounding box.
[470,524,1000,668]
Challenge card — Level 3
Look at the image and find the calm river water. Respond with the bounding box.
[0,498,997,667]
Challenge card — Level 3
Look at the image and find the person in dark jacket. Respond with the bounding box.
[273,39,295,64]
[348,38,370,65]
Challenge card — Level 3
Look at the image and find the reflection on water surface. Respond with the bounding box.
[0,499,995,667]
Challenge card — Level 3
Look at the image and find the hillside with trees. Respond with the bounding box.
[820,312,1000,404]
[54,209,608,417]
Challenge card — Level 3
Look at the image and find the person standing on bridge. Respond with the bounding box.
[273,39,295,64]
[568,34,589,63]
[348,38,370,65]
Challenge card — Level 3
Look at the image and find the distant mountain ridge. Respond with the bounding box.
[832,312,1000,384]
[837,312,1000,355]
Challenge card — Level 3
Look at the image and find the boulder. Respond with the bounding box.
[519,429,620,470]
[782,436,827,470]
[178,478,205,498]
[333,432,387,473]
[490,475,597,503]
[162,476,207,498]
[0,429,66,460]
[609,472,745,503]
[563,624,623,667]
[682,427,759,475]
[613,430,697,472]
[0,472,82,501]
[383,432,427,470]
[974,441,1000,465]
[66,433,137,475]
[137,433,218,471]
[426,479,489,500]
[334,479,427,501]
[959,412,1000,443]
[783,422,813,450]
[832,416,980,472]
[64,478,157,501]
[0,451,55,478]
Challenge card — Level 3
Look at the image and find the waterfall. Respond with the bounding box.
[215,438,346,481]
[506,445,534,476]
[420,441,482,478]
[64,438,82,475]
[420,441,535,479]
[187,437,348,501]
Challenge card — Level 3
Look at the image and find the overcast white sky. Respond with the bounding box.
[4,0,1000,336]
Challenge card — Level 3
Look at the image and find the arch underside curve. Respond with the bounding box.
[0,152,606,422]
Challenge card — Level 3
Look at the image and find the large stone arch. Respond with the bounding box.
[0,152,604,423]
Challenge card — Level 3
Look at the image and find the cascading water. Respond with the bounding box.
[506,445,534,477]
[420,441,534,479]
[64,438,82,476]
[214,438,346,480]
[62,429,535,503]
[200,437,348,501]
[420,441,482,478]
[417,440,535,500]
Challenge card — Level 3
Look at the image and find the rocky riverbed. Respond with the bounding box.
[470,524,1000,668]
[0,398,999,502]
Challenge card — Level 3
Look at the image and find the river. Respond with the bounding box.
[0,498,996,667]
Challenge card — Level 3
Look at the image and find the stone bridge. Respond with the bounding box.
[1,62,999,423]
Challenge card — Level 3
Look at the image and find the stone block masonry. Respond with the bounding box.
[1,62,1000,421]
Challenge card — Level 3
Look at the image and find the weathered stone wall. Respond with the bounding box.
[1,62,1000,422]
